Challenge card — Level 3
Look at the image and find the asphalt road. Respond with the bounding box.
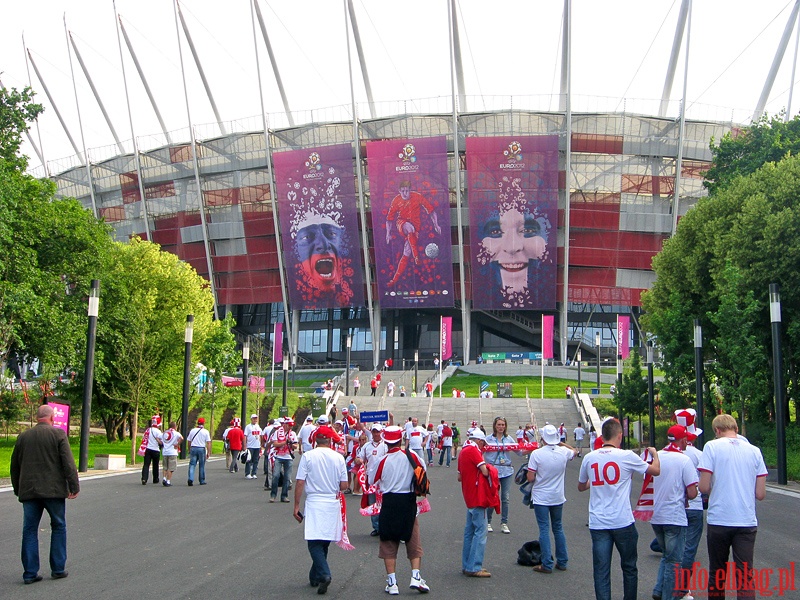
[1,454,797,600]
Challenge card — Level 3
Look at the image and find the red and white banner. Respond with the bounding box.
[273,322,283,364]
[441,316,453,361]
[542,315,554,360]
[617,315,630,359]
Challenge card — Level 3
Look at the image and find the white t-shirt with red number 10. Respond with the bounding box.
[578,447,650,530]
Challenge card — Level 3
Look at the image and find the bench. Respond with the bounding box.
[94,454,127,470]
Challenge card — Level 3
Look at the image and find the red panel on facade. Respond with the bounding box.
[621,174,674,197]
[242,212,274,236]
[150,230,178,245]
[244,237,278,255]
[569,267,617,287]
[571,133,624,155]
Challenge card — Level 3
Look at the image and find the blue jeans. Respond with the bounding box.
[271,459,292,500]
[426,447,433,464]
[682,510,704,571]
[590,523,639,600]
[307,540,331,584]
[22,498,67,581]
[438,446,451,466]
[487,475,511,525]
[534,503,568,570]
[653,524,687,599]
[462,507,488,573]
[245,448,260,477]
[188,447,206,483]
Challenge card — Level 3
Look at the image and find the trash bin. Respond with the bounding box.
[591,388,600,395]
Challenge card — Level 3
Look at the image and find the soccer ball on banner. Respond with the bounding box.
[425,243,439,258]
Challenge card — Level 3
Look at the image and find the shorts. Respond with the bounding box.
[378,519,423,560]
[162,455,177,471]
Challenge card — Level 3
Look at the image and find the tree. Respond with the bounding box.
[197,313,238,435]
[615,350,648,422]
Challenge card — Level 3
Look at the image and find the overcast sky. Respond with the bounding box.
[3,0,799,173]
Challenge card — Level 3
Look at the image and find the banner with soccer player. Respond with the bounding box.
[467,136,559,310]
[366,136,454,308]
[273,144,365,309]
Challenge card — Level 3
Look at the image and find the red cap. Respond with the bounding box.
[197,417,206,425]
[667,424,687,440]
[313,425,341,443]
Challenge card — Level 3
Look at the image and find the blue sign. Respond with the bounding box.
[531,352,542,360]
[508,352,525,359]
[359,410,390,423]
[480,381,489,391]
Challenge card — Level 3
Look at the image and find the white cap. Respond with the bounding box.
[469,429,486,441]
[305,415,314,421]
[250,414,258,419]
[317,416,329,425]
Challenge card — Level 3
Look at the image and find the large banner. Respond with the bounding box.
[467,136,559,310]
[617,315,630,359]
[366,137,454,308]
[273,144,365,309]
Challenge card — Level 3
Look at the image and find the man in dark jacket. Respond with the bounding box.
[11,404,80,584]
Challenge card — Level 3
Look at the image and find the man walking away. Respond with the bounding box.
[243,414,262,479]
[225,418,245,473]
[187,417,211,486]
[578,418,660,600]
[161,421,183,485]
[698,414,767,600]
[11,404,80,584]
[294,425,349,595]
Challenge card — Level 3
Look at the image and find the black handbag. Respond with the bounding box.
[517,540,543,566]
[513,463,528,485]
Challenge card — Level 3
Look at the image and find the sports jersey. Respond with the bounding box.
[144,427,163,451]
[299,423,315,451]
[244,423,262,449]
[405,426,428,451]
[270,427,297,460]
[225,427,244,451]
[359,440,388,483]
[458,441,487,508]
[578,446,650,529]
[374,448,420,493]
[698,436,767,527]
[161,428,182,456]
[651,448,698,526]
[386,191,434,233]
[296,446,348,496]
[441,426,453,447]
[527,444,575,506]
[683,444,704,510]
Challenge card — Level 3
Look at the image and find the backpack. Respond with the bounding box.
[517,540,543,566]
[405,450,430,496]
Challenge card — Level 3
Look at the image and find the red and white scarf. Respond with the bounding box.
[633,444,682,521]
[336,492,355,551]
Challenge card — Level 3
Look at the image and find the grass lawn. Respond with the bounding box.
[0,436,225,479]
[449,371,614,398]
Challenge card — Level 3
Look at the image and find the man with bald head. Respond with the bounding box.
[11,404,80,584]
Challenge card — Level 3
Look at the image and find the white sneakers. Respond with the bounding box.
[501,523,511,534]
[487,524,493,532]
[409,576,430,593]
[385,583,399,595]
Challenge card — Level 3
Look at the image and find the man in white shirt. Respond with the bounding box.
[438,423,453,467]
[404,418,428,463]
[358,423,388,536]
[299,416,316,453]
[698,414,767,600]
[650,425,698,600]
[141,416,163,485]
[243,414,262,479]
[269,418,298,503]
[186,417,212,486]
[573,423,586,456]
[527,424,578,573]
[293,425,348,595]
[578,418,660,600]
[680,425,705,596]
[160,421,183,487]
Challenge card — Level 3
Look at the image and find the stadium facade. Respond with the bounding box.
[48,106,732,371]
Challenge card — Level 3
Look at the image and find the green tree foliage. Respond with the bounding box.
[643,153,800,424]
[91,239,215,442]
[0,86,113,370]
[705,113,800,194]
[615,350,648,419]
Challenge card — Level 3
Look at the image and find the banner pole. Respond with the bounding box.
[439,315,443,399]
[541,315,545,400]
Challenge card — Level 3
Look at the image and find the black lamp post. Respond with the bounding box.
[647,341,655,447]
[180,315,194,459]
[693,319,704,450]
[770,284,787,485]
[595,331,601,392]
[79,279,100,472]
[241,339,249,426]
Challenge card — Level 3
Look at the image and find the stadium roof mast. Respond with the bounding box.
[560,0,573,365]
[450,0,468,112]
[253,0,295,127]
[659,0,690,117]
[347,0,376,119]
[753,0,800,122]
[68,32,125,155]
[175,1,227,136]
[118,18,173,145]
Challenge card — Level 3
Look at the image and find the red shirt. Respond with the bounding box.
[226,427,245,451]
[458,442,487,509]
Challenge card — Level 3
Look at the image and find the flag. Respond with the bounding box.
[542,315,554,359]
[273,322,283,364]
[441,316,453,361]
[617,316,630,359]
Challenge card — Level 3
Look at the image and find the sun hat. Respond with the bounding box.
[540,424,560,445]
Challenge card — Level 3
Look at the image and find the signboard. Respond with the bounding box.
[482,351,543,361]
[482,352,505,360]
[497,383,513,398]
[359,410,390,424]
[480,381,489,392]
[49,402,70,434]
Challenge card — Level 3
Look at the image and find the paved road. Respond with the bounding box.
[1,454,797,599]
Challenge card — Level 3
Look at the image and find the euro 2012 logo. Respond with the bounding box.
[305,152,322,172]
[398,144,417,164]
[503,141,522,162]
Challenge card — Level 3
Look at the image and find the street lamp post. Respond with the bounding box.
[595,331,601,392]
[280,359,289,418]
[241,339,250,426]
[79,279,100,473]
[647,341,655,447]
[693,319,704,450]
[346,333,352,396]
[180,315,194,460]
[577,348,582,394]
[770,284,787,485]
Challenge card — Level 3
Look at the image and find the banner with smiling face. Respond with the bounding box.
[467,136,558,310]
[273,143,365,309]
